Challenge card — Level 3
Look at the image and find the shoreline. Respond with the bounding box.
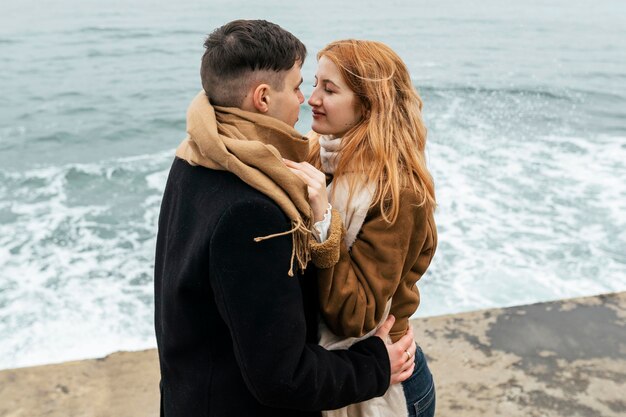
[1,292,625,416]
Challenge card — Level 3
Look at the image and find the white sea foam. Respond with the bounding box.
[2,128,625,369]
[0,151,173,369]
[414,132,626,318]
[2,0,626,370]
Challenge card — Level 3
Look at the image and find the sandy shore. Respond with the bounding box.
[1,291,624,417]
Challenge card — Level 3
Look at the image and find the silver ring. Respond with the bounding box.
[405,349,412,361]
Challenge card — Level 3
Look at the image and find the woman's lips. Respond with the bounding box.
[312,110,325,119]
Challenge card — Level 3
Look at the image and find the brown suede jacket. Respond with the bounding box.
[311,189,437,342]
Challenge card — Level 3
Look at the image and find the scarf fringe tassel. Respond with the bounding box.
[254,219,312,277]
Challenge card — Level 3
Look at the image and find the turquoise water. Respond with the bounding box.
[1,0,625,369]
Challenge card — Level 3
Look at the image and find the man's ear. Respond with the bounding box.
[251,83,271,113]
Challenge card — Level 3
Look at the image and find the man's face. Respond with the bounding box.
[265,63,304,127]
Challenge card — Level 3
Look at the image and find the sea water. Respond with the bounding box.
[1,0,625,369]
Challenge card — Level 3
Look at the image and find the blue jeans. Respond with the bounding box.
[401,344,436,417]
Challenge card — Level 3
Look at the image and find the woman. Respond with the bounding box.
[285,40,437,417]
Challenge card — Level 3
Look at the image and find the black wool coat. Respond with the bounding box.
[154,158,391,417]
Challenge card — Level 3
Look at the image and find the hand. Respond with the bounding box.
[374,315,416,384]
[283,159,328,223]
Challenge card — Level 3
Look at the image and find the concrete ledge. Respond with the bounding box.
[0,349,160,417]
[1,292,624,417]
[412,291,626,417]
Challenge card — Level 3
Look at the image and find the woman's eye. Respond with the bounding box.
[312,81,332,93]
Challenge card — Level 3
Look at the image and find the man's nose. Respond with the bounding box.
[297,90,305,104]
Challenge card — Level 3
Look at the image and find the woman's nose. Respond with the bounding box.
[308,91,320,107]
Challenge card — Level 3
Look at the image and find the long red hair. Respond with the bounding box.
[308,39,436,223]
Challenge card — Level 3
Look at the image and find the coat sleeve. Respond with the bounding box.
[316,190,435,340]
[209,198,390,411]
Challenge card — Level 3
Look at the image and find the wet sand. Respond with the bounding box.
[1,292,624,417]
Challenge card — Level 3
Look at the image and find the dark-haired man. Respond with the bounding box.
[154,19,416,417]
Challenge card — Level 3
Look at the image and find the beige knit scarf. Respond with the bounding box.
[318,135,376,249]
[318,134,407,417]
[176,91,313,276]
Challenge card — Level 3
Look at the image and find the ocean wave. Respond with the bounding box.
[0,126,27,142]
[86,49,138,58]
[0,151,172,369]
[2,0,625,371]
[73,26,195,40]
[75,26,131,34]
[414,132,626,318]
[55,91,84,98]
[30,131,79,144]
[568,88,626,102]
[149,117,186,130]
[420,84,577,102]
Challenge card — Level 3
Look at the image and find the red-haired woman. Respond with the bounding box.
[285,39,437,417]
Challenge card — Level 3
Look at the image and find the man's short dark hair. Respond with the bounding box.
[201,19,307,107]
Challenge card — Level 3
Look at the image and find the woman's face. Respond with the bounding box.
[308,56,362,137]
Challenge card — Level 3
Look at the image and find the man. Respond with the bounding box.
[154,19,416,417]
